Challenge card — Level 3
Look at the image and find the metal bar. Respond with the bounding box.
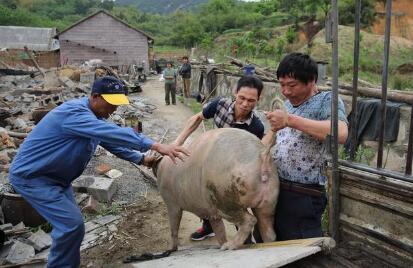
[330,0,340,242]
[406,107,413,175]
[339,160,413,183]
[377,0,392,168]
[349,0,362,160]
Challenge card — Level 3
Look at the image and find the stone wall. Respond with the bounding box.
[190,66,412,173]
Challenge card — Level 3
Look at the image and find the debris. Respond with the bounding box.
[75,193,89,205]
[79,72,95,84]
[95,163,111,175]
[23,46,45,78]
[0,151,10,165]
[80,215,121,252]
[58,77,76,88]
[6,240,35,264]
[0,241,13,259]
[104,169,123,179]
[108,224,118,233]
[82,196,99,214]
[72,176,117,202]
[0,130,16,149]
[27,229,52,251]
[13,118,28,132]
[0,223,13,231]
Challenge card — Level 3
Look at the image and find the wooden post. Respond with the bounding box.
[24,46,45,77]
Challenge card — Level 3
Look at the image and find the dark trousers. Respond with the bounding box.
[253,186,327,242]
[275,187,327,240]
[165,83,176,104]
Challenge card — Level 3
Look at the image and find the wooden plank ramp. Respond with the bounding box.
[131,237,335,268]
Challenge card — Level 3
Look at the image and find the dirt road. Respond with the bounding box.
[80,76,235,267]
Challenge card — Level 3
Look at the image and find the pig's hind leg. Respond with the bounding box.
[252,206,276,242]
[166,204,183,251]
[220,211,257,250]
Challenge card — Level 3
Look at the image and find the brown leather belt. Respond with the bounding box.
[280,180,325,197]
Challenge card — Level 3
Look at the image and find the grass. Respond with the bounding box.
[309,26,413,90]
[154,45,189,56]
[178,96,214,130]
[98,203,121,216]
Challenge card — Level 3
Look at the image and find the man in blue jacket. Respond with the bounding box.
[9,76,188,268]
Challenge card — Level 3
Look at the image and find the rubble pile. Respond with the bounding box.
[0,214,121,266]
[0,69,89,176]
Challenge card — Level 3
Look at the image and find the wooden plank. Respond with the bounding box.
[242,237,335,250]
[132,245,321,268]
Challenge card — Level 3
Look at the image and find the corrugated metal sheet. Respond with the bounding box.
[0,26,58,51]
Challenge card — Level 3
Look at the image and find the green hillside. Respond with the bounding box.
[116,0,208,14]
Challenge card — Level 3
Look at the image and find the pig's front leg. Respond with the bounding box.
[166,204,183,251]
[221,211,257,250]
[209,218,227,245]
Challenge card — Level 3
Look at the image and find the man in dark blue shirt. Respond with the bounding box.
[174,75,265,241]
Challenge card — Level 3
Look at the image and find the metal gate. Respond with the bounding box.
[328,1,413,266]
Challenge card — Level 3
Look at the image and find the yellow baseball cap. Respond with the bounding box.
[101,94,129,105]
[92,76,130,105]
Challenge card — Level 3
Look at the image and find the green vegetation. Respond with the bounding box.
[307,26,413,90]
[339,144,376,166]
[2,0,412,89]
[98,203,121,216]
[0,0,377,47]
[30,222,53,233]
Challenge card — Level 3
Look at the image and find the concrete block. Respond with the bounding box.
[72,176,117,202]
[27,229,52,251]
[6,240,35,264]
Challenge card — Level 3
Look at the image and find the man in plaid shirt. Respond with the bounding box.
[174,75,265,241]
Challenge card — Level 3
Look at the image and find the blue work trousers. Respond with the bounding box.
[10,177,85,268]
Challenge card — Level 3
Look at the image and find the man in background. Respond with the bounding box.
[179,56,192,98]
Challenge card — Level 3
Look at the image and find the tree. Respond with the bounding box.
[100,0,114,11]
[339,0,376,26]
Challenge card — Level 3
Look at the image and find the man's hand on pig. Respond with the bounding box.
[141,155,157,167]
[151,143,190,164]
[265,109,289,132]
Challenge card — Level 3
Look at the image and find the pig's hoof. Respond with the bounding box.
[220,242,238,250]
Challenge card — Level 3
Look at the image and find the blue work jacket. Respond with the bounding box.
[9,97,154,187]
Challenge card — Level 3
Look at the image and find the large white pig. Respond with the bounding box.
[154,127,279,250]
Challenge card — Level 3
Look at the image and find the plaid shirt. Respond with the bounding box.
[212,98,252,128]
[203,97,263,139]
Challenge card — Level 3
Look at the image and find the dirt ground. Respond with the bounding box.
[80,76,235,267]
